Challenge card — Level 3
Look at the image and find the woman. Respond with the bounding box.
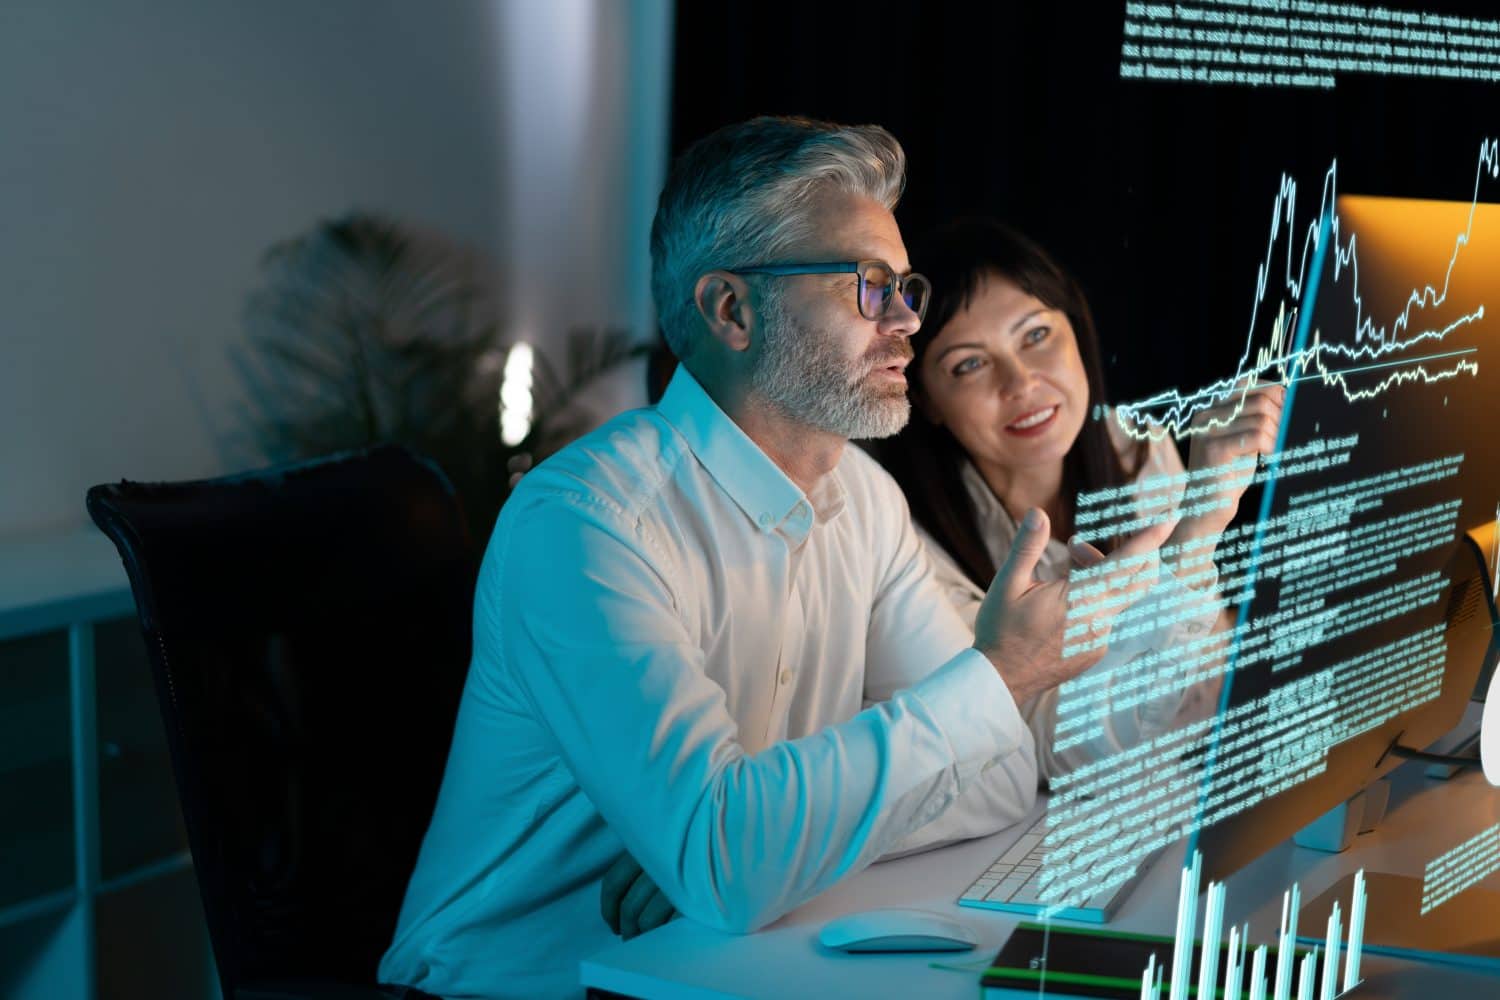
[875,218,1283,778]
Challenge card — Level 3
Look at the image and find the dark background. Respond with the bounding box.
[668,0,1498,410]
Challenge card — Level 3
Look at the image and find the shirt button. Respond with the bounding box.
[780,669,792,686]
[758,512,773,528]
[794,502,808,519]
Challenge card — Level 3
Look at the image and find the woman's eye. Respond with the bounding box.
[1023,325,1051,346]
[951,356,985,376]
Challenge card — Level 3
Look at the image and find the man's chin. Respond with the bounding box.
[849,397,911,440]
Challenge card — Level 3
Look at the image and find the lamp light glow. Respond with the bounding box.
[501,342,535,446]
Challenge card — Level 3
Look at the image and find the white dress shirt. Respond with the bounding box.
[917,422,1222,779]
[378,366,1038,999]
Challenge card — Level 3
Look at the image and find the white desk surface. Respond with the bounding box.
[581,761,1500,999]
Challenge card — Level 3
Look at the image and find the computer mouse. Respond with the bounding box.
[817,907,978,953]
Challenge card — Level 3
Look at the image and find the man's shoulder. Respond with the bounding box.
[505,405,688,527]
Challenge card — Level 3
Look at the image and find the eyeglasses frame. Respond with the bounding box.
[728,260,930,323]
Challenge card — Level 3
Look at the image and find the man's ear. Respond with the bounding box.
[693,271,754,353]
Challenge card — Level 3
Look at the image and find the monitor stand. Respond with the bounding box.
[1292,780,1390,853]
[1298,871,1500,970]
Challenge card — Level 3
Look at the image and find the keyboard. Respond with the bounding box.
[956,811,1155,924]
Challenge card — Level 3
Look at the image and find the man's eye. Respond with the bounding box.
[1023,326,1051,346]
[952,356,985,376]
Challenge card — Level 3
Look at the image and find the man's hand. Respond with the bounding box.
[600,851,676,940]
[973,508,1174,705]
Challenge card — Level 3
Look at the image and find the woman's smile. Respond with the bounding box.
[1004,404,1061,437]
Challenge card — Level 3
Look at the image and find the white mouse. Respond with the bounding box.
[818,907,978,953]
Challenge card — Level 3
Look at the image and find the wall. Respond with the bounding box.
[0,0,672,539]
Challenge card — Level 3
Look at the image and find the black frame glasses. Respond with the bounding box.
[730,260,930,323]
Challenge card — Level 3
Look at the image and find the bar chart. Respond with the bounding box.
[1146,851,1367,999]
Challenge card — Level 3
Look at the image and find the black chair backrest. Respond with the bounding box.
[87,445,476,998]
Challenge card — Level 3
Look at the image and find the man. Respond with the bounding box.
[378,117,1165,999]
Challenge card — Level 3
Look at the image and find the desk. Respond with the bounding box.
[581,759,1500,999]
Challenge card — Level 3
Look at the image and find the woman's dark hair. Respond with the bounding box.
[872,219,1147,590]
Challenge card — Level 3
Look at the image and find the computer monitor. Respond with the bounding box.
[1036,186,1500,923]
[1190,188,1500,884]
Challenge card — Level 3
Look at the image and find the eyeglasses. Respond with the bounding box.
[730,260,930,323]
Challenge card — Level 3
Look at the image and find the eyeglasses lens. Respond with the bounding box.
[903,274,930,322]
[859,264,929,322]
[859,263,894,320]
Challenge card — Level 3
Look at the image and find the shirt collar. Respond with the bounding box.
[658,366,820,535]
[960,459,1068,577]
[960,459,1010,529]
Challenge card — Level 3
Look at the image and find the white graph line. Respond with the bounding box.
[1116,139,1499,441]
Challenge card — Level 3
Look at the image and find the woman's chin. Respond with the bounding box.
[976,436,1081,476]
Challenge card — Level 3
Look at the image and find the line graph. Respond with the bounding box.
[1115,139,1500,441]
[1259,306,1481,402]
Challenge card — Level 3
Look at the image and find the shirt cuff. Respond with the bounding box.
[908,647,1028,778]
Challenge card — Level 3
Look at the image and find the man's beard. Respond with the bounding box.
[749,292,912,440]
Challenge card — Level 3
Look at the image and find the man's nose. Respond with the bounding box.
[878,289,921,339]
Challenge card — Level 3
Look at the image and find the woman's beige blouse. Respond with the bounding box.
[916,419,1223,781]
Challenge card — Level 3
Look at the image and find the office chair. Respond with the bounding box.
[87,445,476,1000]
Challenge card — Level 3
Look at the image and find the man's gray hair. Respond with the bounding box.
[649,116,907,360]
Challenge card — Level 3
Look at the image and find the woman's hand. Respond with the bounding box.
[1174,380,1286,548]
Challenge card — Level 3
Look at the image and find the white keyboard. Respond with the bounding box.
[957,812,1154,924]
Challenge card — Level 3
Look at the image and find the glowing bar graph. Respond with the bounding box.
[1343,870,1366,992]
[1141,952,1158,1000]
[1298,948,1318,1000]
[1197,881,1226,1000]
[1275,883,1301,1000]
[1321,902,1341,1000]
[1153,853,1366,1000]
[1168,851,1201,1000]
[1224,924,1243,1000]
[1250,944,1269,1000]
